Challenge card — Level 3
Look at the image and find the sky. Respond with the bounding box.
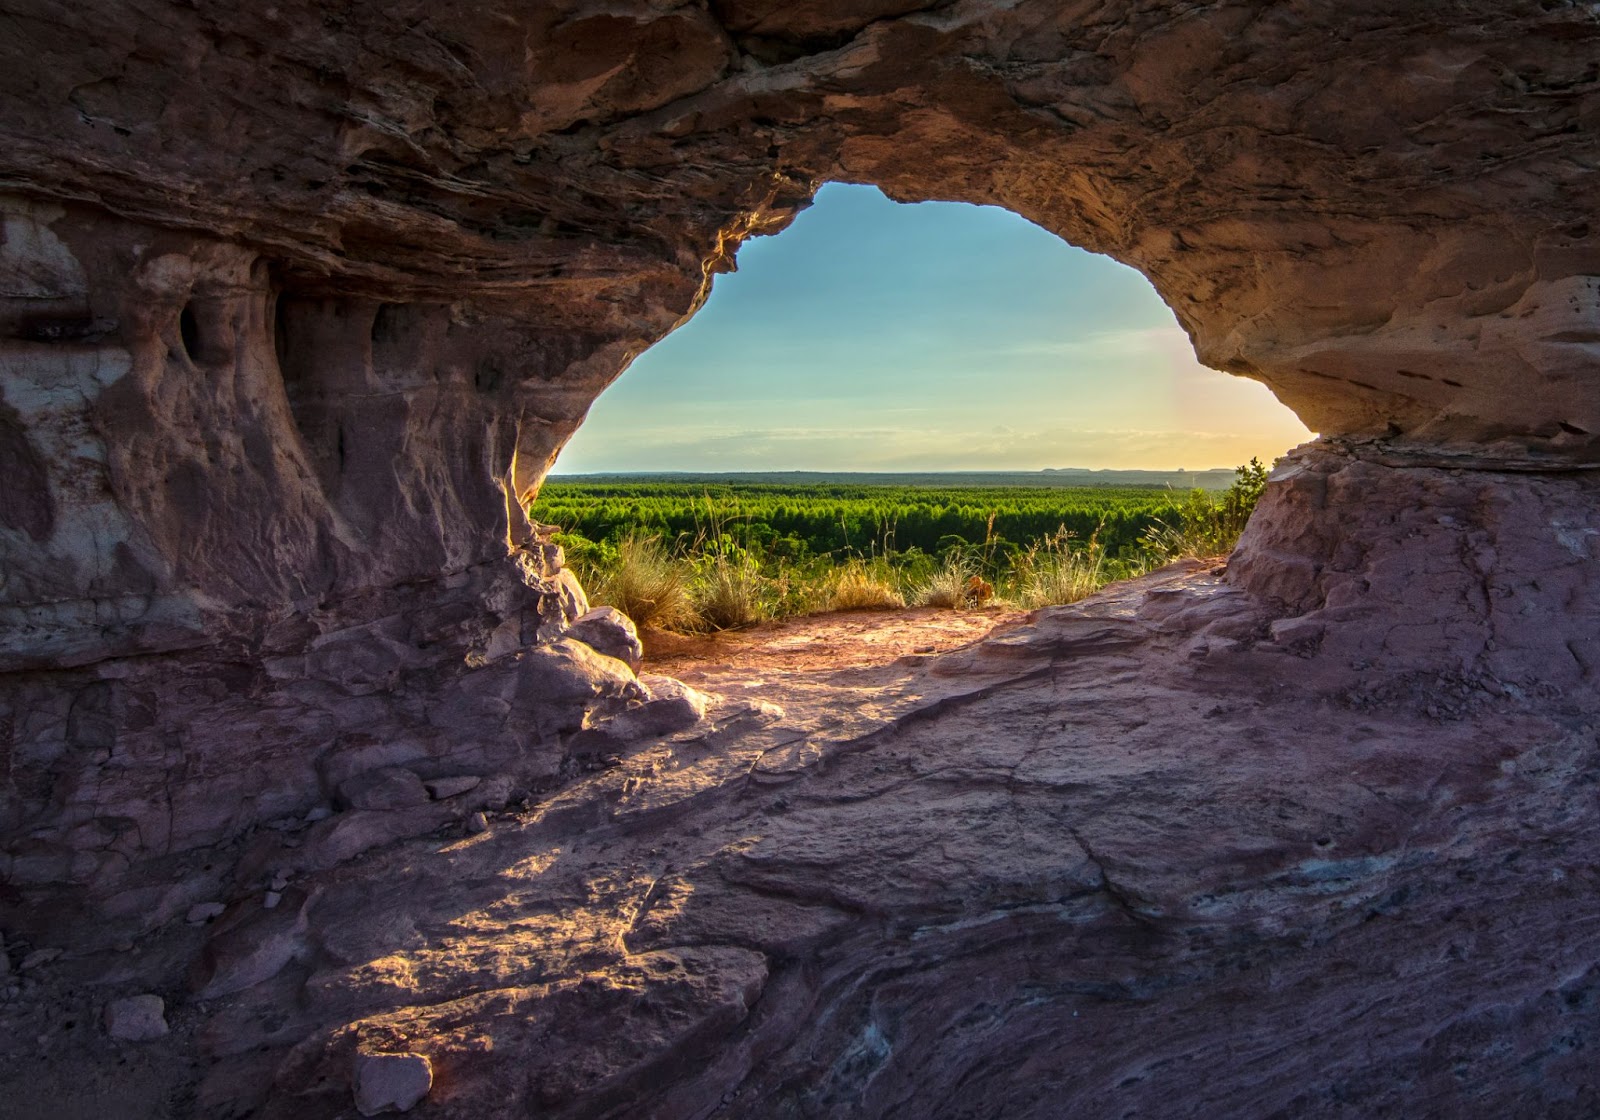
[553,183,1312,473]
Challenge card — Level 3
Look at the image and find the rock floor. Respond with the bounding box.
[3,563,1598,1118]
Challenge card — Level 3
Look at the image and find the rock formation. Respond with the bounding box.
[2,0,1600,1115]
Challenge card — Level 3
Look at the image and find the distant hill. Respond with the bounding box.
[548,468,1240,490]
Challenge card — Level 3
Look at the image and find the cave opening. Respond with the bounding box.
[554,182,1312,476]
[533,183,1313,643]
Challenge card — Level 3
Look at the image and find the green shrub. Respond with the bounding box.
[1142,459,1270,561]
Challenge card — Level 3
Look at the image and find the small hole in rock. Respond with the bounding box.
[179,304,201,362]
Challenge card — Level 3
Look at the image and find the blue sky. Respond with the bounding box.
[554,183,1311,472]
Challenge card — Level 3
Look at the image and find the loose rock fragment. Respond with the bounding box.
[104,994,168,1041]
[424,774,481,800]
[566,606,645,673]
[353,1051,433,1116]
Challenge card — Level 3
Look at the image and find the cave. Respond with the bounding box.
[553,179,1313,475]
[3,2,1600,1116]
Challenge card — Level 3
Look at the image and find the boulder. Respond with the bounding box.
[190,890,312,1000]
[337,768,429,812]
[627,676,713,736]
[565,607,644,674]
[352,1051,432,1116]
[517,639,643,706]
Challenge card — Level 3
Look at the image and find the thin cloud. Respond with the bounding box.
[556,423,1312,473]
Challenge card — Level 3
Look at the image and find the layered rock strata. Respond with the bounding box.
[5,0,1600,908]
[1,0,1600,1115]
[4,545,1599,1117]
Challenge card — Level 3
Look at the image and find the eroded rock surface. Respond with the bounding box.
[3,542,1599,1117]
[4,0,1600,914]
[3,1,1600,1116]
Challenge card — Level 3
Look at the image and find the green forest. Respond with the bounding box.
[529,464,1269,631]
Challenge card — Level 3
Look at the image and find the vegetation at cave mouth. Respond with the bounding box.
[531,463,1269,631]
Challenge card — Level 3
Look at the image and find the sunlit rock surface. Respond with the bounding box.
[3,0,1600,1115]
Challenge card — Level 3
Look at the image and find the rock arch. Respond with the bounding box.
[3,2,1600,1114]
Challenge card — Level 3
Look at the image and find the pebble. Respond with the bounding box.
[353,1051,433,1116]
[466,811,489,835]
[263,891,283,910]
[304,806,333,823]
[270,871,290,891]
[186,902,226,924]
[104,994,169,1041]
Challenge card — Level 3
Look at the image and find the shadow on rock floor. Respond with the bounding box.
[5,563,1599,1118]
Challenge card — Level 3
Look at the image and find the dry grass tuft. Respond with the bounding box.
[914,552,974,609]
[591,534,696,631]
[827,562,906,611]
[694,553,767,631]
[1013,527,1107,609]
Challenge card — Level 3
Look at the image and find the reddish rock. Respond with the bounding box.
[103,994,168,1042]
[0,2,1598,1117]
[565,606,645,674]
[337,768,429,812]
[422,775,481,801]
[352,1051,432,1117]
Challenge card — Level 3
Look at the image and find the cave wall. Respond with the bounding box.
[4,0,1600,928]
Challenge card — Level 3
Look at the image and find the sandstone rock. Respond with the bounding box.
[1,1,1600,1116]
[520,639,643,705]
[566,607,644,674]
[104,994,168,1042]
[629,676,714,735]
[187,902,226,925]
[191,890,312,1000]
[352,1052,432,1117]
[336,768,429,812]
[423,775,481,800]
[19,948,60,971]
[555,571,591,630]
[2,0,1598,955]
[301,805,458,872]
[566,675,714,758]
